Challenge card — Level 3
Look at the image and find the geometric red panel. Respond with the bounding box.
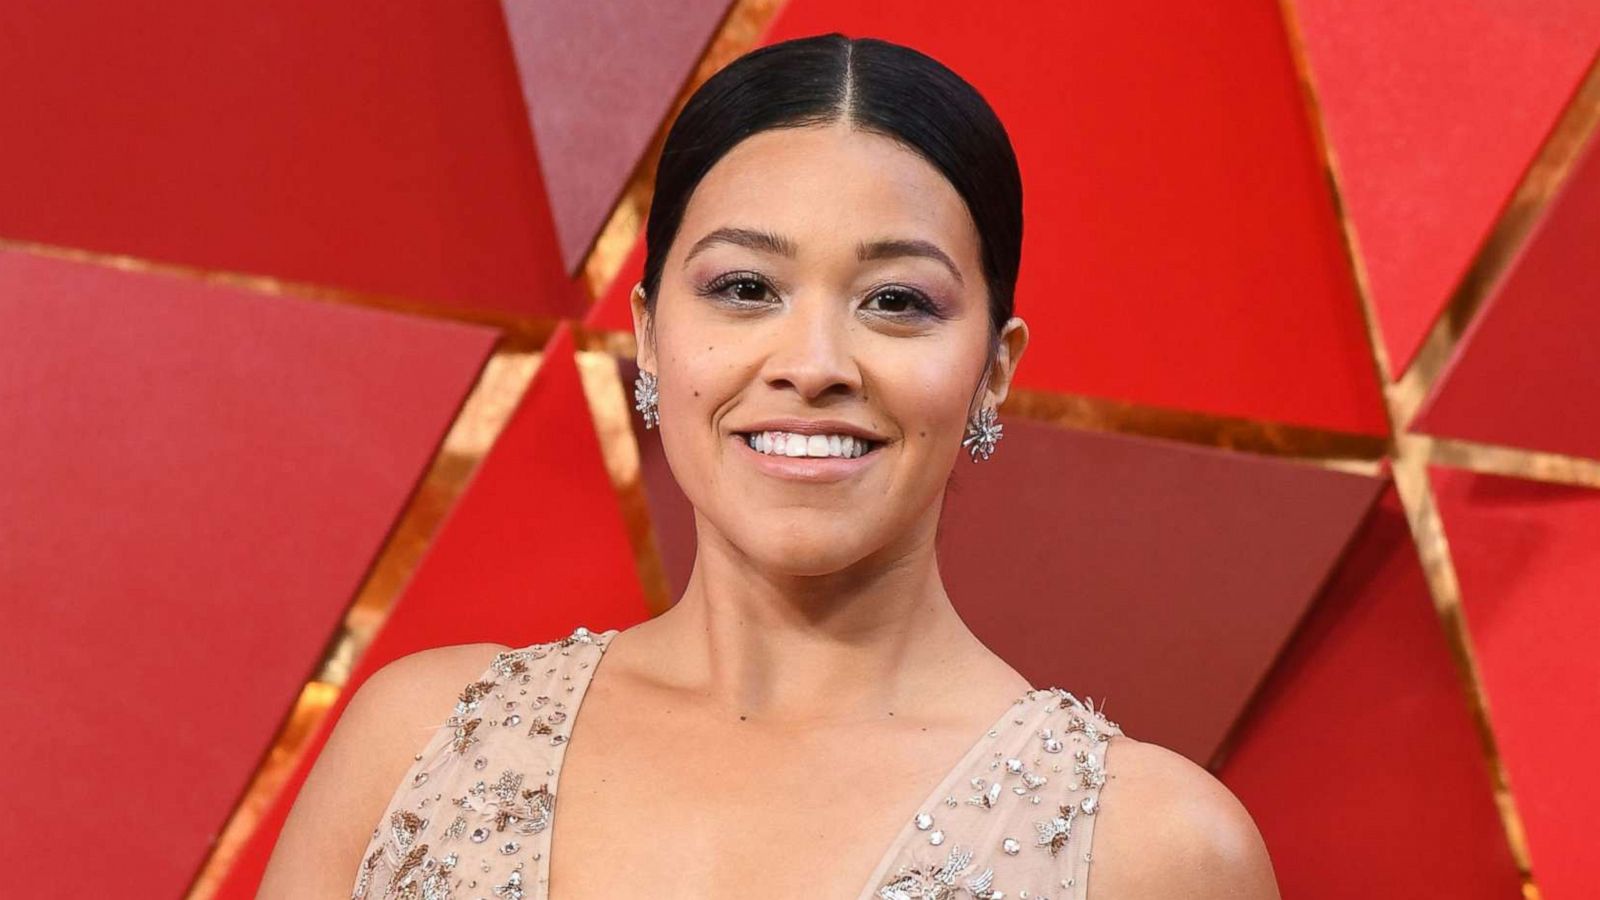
[937,420,1387,765]
[1412,124,1600,461]
[621,396,1386,765]
[0,250,499,899]
[214,322,653,897]
[1218,486,1524,899]
[754,2,1388,435]
[1432,466,1600,900]
[501,0,732,272]
[0,1,585,319]
[1292,0,1600,375]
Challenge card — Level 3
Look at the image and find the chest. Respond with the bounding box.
[545,693,977,900]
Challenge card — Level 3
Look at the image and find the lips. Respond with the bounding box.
[729,430,884,484]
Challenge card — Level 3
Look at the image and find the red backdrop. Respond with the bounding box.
[1,2,1594,897]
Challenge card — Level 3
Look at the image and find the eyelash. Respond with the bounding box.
[697,271,947,320]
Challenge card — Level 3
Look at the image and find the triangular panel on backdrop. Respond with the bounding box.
[1219,485,1523,898]
[0,3,586,320]
[1290,0,1600,374]
[936,418,1386,765]
[1432,466,1600,900]
[501,0,734,273]
[1412,125,1600,462]
[0,249,500,899]
[215,321,652,897]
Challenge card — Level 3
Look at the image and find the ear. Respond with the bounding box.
[629,281,657,374]
[981,316,1029,409]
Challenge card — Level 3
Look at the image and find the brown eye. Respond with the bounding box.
[729,278,767,302]
[864,287,936,317]
[871,290,913,312]
[700,271,776,306]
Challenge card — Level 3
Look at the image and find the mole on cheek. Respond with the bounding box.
[693,390,700,397]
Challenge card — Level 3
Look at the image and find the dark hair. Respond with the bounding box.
[639,33,1023,344]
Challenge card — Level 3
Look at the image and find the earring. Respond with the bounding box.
[962,406,1003,461]
[633,369,660,429]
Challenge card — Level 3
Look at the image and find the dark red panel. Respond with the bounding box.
[1218,486,1523,898]
[215,322,653,897]
[1432,467,1600,900]
[0,250,499,898]
[1292,0,1600,374]
[501,0,732,272]
[0,1,585,319]
[936,420,1385,764]
[738,3,1387,434]
[1412,124,1600,461]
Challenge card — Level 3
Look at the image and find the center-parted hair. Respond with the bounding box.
[639,33,1024,342]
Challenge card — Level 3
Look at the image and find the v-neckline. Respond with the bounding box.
[541,628,1045,900]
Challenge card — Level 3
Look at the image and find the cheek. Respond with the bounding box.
[890,352,981,442]
[655,337,747,451]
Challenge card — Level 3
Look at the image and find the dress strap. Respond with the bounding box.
[1042,689,1125,900]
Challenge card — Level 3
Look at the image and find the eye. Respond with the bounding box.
[700,271,776,305]
[862,286,940,317]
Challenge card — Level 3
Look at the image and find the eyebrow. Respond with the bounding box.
[682,227,965,286]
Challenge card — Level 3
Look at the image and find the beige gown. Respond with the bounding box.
[349,626,1126,900]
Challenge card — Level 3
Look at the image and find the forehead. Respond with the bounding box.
[676,123,980,263]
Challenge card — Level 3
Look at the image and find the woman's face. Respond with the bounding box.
[633,122,1027,577]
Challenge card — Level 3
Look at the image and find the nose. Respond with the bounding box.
[758,291,862,402]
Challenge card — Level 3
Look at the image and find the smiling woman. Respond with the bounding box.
[259,32,1279,900]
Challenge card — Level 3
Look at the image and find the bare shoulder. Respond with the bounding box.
[1089,734,1280,900]
[257,641,511,899]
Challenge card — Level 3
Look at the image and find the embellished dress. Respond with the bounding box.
[350,626,1126,900]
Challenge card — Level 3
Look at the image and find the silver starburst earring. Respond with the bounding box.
[633,369,659,429]
[962,406,1003,461]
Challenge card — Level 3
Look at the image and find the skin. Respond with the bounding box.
[260,122,1280,899]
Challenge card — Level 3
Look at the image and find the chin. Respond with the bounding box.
[732,520,877,578]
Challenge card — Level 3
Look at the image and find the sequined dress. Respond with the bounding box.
[350,626,1126,900]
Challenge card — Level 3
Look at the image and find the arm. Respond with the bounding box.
[256,642,509,899]
[1088,736,1281,899]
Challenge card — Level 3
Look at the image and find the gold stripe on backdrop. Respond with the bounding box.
[1003,387,1389,474]
[1392,55,1600,431]
[0,236,568,343]
[184,339,544,900]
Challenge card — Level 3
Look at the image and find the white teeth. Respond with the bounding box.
[743,430,877,459]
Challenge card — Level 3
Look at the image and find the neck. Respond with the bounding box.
[637,509,991,723]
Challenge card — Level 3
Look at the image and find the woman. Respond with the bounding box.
[262,33,1279,899]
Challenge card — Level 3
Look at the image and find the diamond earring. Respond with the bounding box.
[633,369,659,429]
[962,406,1003,461]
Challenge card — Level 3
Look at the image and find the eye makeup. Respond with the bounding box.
[693,269,955,321]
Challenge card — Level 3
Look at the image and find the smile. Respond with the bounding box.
[738,430,882,459]
[731,430,886,483]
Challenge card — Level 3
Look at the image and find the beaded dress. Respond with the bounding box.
[350,626,1125,900]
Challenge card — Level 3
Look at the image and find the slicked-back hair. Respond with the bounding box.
[638,33,1024,345]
